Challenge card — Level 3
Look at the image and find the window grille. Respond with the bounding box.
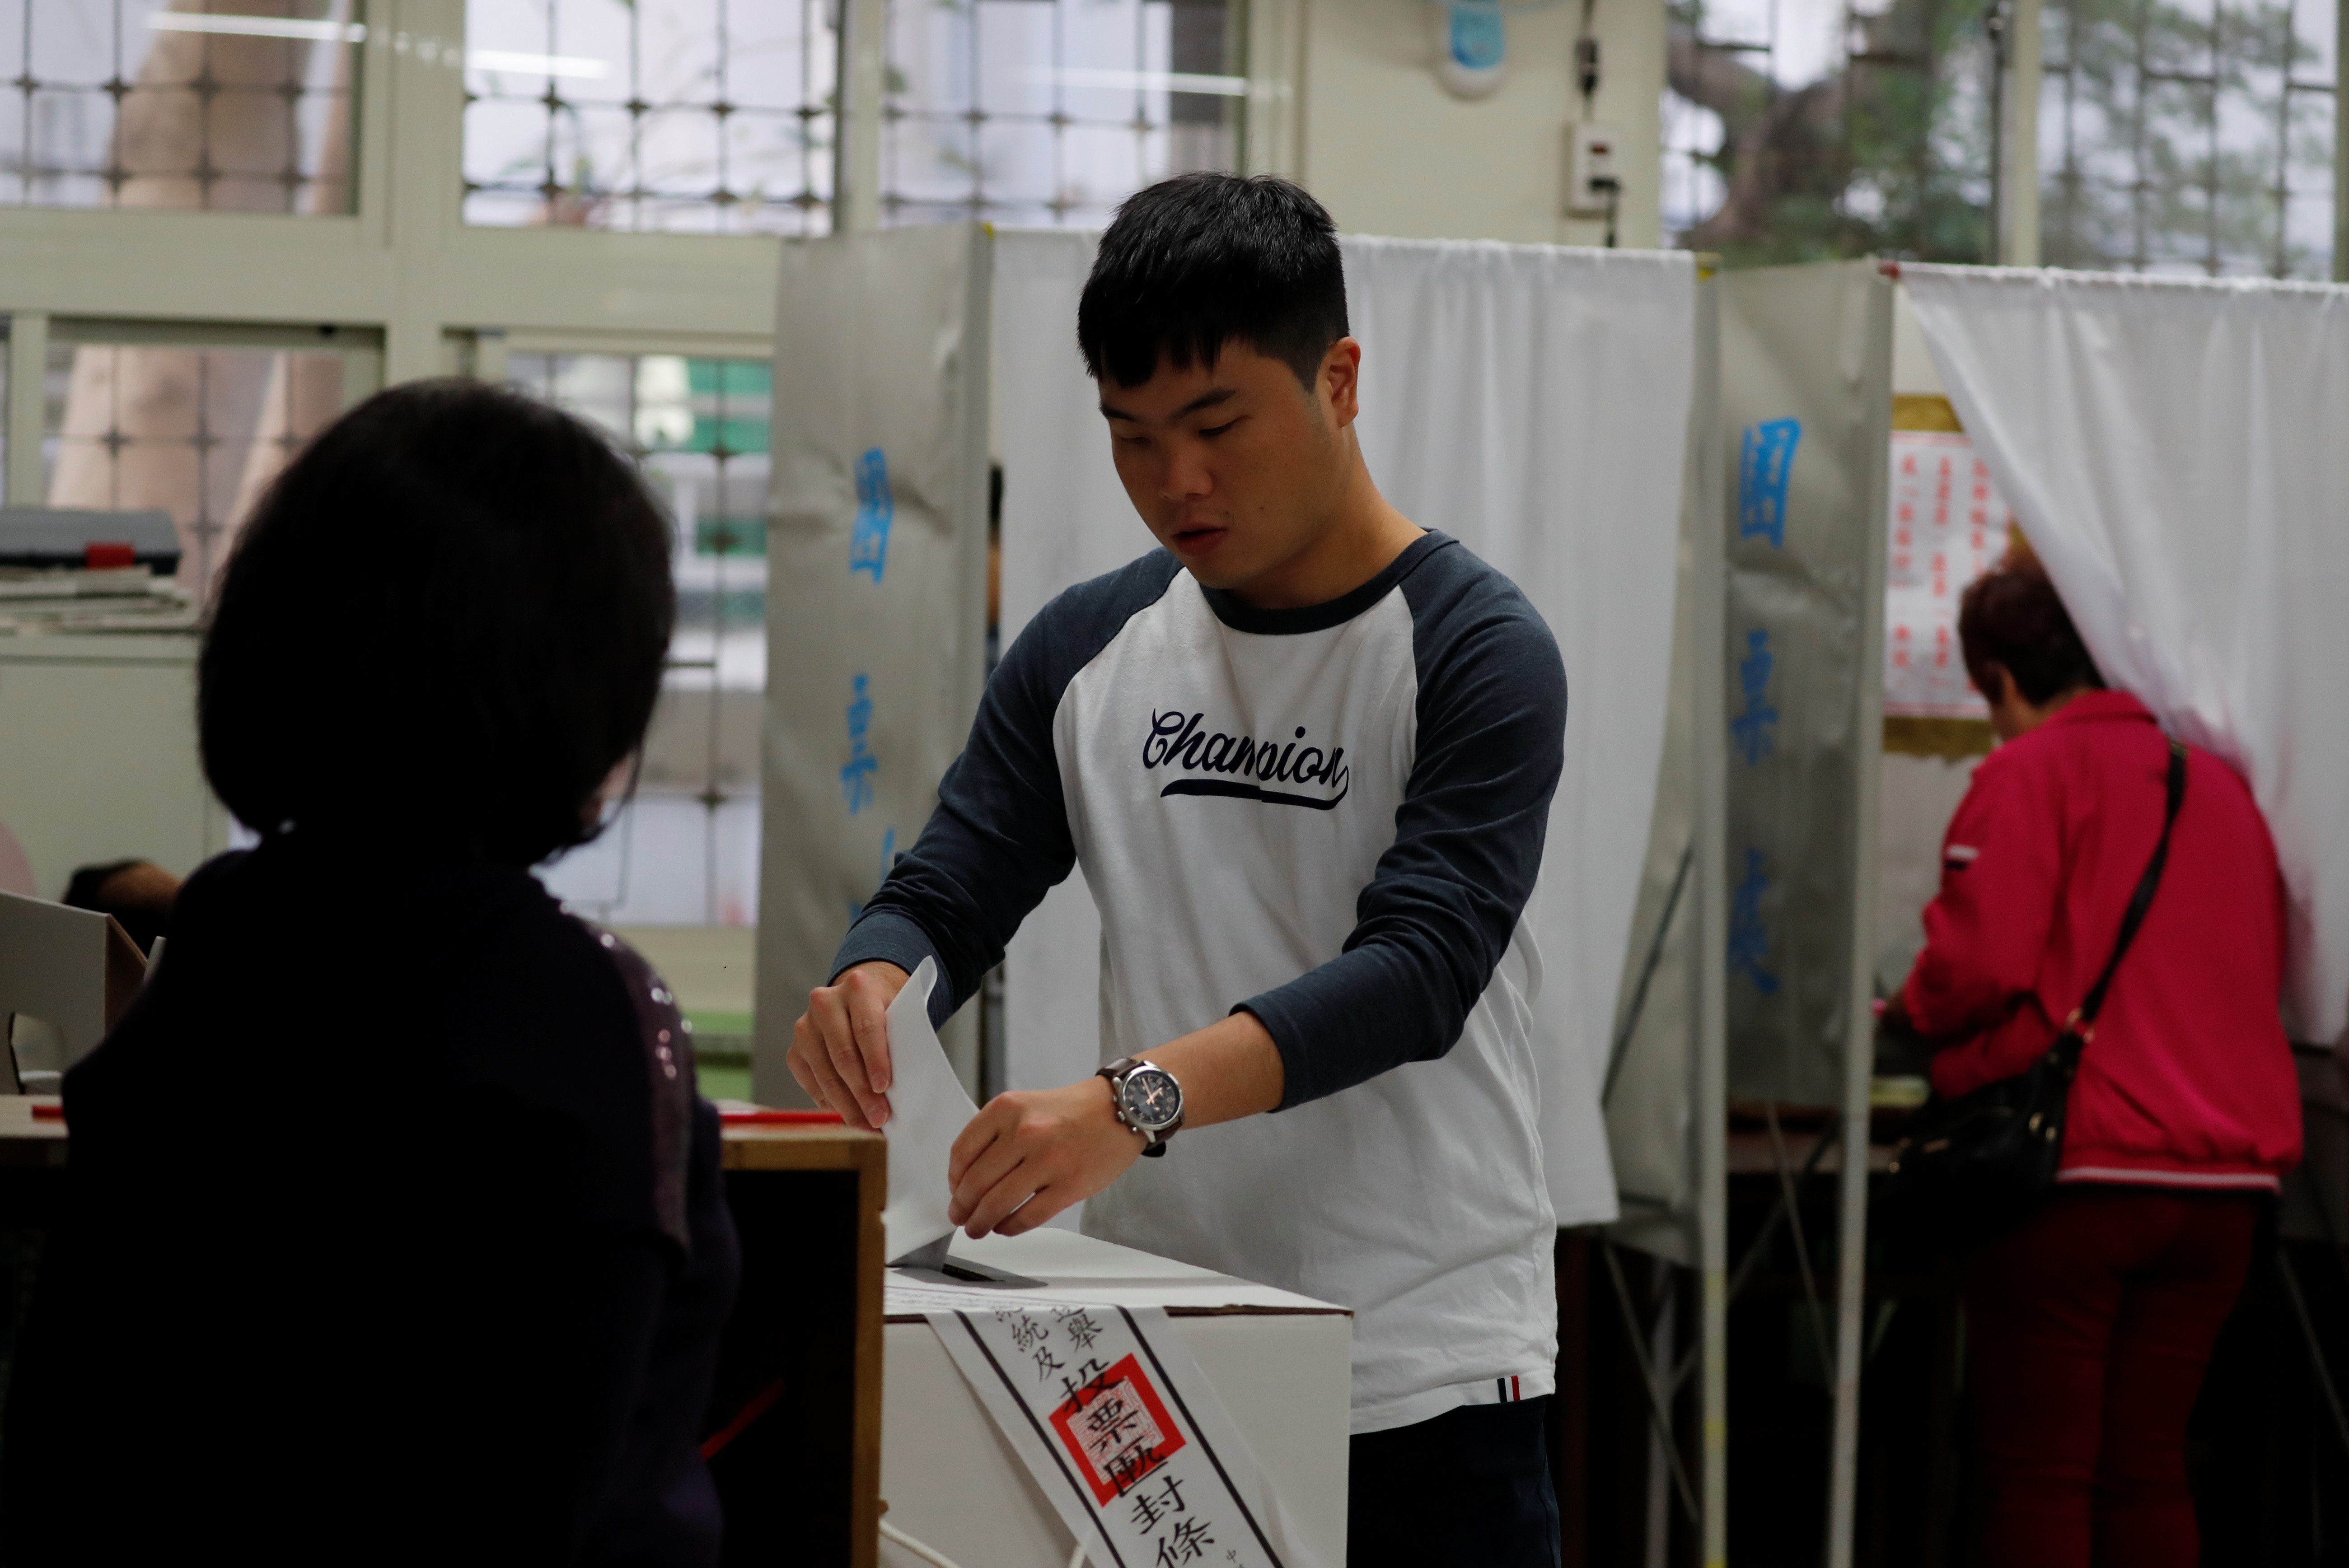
[463,0,837,234]
[506,351,770,927]
[2042,0,2337,277]
[43,340,346,591]
[1661,0,1762,244]
[881,0,1240,228]
[1663,0,1998,263]
[0,1,359,214]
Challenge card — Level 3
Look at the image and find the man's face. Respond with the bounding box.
[1098,338,1357,594]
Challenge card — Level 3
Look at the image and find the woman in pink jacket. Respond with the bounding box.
[1887,553,2300,1568]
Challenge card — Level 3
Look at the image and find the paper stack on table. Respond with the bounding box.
[879,957,980,1265]
[0,567,198,635]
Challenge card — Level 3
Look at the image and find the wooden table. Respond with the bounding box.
[715,1120,887,1568]
[0,1100,888,1568]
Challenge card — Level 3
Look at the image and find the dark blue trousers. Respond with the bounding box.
[1346,1396,1560,1568]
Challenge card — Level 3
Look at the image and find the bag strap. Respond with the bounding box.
[2068,736,2188,1042]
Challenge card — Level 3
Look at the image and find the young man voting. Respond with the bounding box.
[790,174,1567,1566]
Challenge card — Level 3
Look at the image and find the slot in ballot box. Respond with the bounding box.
[880,1228,1352,1567]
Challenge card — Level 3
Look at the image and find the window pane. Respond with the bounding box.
[463,0,837,235]
[42,341,346,593]
[1662,0,1998,263]
[0,1,359,215]
[882,0,1240,229]
[2041,0,2336,279]
[507,351,770,927]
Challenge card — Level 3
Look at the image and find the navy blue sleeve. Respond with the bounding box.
[830,553,1183,1028]
[1238,550,1567,1109]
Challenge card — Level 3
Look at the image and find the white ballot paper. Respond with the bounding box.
[926,1302,1319,1568]
[879,957,981,1263]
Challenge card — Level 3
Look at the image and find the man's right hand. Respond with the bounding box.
[787,961,911,1130]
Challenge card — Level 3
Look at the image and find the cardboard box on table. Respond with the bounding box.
[881,1227,1352,1568]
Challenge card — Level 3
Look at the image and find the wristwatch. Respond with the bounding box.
[1096,1056,1185,1157]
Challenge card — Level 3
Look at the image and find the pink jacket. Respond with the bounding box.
[1902,691,2301,1191]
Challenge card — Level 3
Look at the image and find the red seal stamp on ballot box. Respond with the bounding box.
[1048,1351,1189,1504]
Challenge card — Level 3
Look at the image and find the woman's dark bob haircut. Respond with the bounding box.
[1958,547,2103,708]
[200,379,675,867]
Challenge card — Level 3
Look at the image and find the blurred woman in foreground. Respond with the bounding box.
[1887,551,2299,1568]
[2,383,737,1564]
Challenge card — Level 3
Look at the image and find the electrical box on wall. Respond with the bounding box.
[1566,121,1624,215]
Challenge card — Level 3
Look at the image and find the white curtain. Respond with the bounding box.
[1905,265,2349,1047]
[991,231,1129,1166]
[993,231,1697,1224]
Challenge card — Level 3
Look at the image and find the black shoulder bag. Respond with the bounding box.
[1884,736,2187,1245]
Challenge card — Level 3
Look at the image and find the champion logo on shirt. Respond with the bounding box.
[1141,709,1352,810]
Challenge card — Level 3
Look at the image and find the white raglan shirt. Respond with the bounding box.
[837,532,1565,1433]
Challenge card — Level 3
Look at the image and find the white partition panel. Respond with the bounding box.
[753,225,992,1102]
[1717,259,1894,1568]
[992,230,1128,1110]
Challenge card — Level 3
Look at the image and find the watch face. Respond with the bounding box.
[1120,1065,1182,1130]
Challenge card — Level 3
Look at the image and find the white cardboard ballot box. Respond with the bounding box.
[880,1227,1352,1568]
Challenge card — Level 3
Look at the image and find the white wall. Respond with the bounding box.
[1289,0,1663,248]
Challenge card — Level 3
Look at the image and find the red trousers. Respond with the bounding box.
[1961,1185,2257,1568]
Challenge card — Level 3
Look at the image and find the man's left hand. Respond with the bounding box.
[947,1076,1144,1238]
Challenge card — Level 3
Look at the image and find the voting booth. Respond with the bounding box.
[751,224,1700,1225]
[1647,262,2349,1566]
[752,223,1713,1559]
[720,224,1986,1559]
[1899,265,2349,1062]
[1898,271,2349,1450]
[985,232,1698,1243]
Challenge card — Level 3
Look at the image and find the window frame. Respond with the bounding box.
[0,0,1300,407]
[0,0,794,406]
[0,0,1298,934]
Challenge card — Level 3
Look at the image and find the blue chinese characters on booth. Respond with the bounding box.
[1728,847,1781,995]
[1737,418,1800,547]
[1731,628,1779,765]
[849,447,893,582]
[842,673,878,814]
[847,827,896,925]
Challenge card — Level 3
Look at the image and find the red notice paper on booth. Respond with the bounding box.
[926,1302,1316,1568]
[1886,429,2008,719]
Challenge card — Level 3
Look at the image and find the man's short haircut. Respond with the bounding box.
[201,379,675,867]
[1958,550,2104,706]
[1078,173,1349,391]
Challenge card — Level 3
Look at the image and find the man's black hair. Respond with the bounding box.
[1077,172,1349,391]
[200,379,675,867]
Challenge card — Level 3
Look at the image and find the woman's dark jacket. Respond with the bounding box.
[0,832,738,1563]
